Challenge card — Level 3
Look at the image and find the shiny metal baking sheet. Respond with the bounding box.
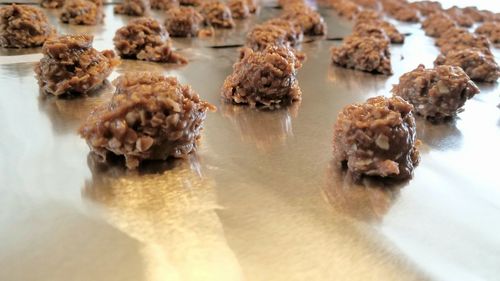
[1,3,500,281]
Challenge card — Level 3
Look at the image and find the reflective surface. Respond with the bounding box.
[1,3,500,281]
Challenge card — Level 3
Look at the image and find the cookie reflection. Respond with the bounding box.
[415,119,463,151]
[116,59,187,76]
[37,82,112,134]
[0,47,42,56]
[323,162,404,223]
[221,102,300,150]
[83,154,243,281]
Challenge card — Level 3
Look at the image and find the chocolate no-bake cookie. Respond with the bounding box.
[331,35,392,75]
[150,0,178,9]
[114,17,187,63]
[246,0,257,13]
[475,21,500,44]
[245,19,304,51]
[0,4,56,48]
[409,1,442,17]
[114,0,150,16]
[60,0,104,25]
[265,18,303,46]
[246,24,288,51]
[80,72,215,169]
[434,48,500,83]
[355,10,381,21]
[436,27,491,56]
[280,6,327,36]
[228,0,250,19]
[382,0,419,22]
[165,7,203,37]
[331,0,361,20]
[445,6,474,27]
[41,0,65,8]
[352,23,390,42]
[392,64,480,121]
[35,35,119,96]
[421,12,457,38]
[200,1,235,28]
[355,18,404,44]
[278,0,305,9]
[462,6,484,22]
[222,45,302,108]
[150,0,179,10]
[332,96,419,180]
[352,0,379,9]
[389,7,419,23]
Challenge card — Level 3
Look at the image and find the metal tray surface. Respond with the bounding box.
[0,3,499,281]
